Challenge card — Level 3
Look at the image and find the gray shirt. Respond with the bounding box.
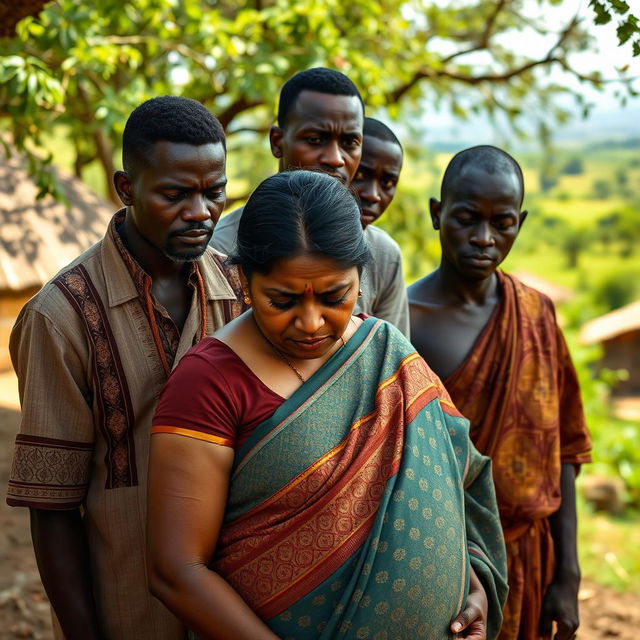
[211,208,410,337]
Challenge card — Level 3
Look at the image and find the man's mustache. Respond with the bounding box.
[169,223,213,238]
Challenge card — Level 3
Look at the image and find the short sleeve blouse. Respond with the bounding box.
[152,338,284,448]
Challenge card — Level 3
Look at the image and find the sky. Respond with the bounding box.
[421,0,640,145]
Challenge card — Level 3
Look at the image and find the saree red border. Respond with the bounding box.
[213,348,453,619]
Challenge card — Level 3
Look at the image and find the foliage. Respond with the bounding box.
[539,161,560,192]
[562,157,584,175]
[564,323,640,506]
[590,0,640,56]
[598,207,640,256]
[591,270,640,309]
[0,0,634,203]
[592,178,613,199]
[578,501,640,593]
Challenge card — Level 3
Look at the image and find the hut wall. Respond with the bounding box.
[0,287,39,371]
[601,330,640,396]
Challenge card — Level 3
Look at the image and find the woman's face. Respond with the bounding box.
[246,253,360,360]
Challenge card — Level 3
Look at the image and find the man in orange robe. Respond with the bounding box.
[408,145,592,640]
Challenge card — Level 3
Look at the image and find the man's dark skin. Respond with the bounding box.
[352,132,403,228]
[29,139,227,640]
[269,90,364,185]
[408,163,580,640]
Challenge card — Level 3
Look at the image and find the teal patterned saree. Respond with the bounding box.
[211,318,507,639]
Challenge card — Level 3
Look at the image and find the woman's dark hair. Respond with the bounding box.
[232,171,370,276]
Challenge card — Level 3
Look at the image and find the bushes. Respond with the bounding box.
[564,326,640,507]
[592,270,640,311]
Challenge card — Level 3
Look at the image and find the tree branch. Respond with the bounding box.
[217,98,264,129]
[227,125,271,136]
[99,34,224,91]
[388,13,582,103]
[441,0,509,64]
[101,35,209,70]
[76,83,119,204]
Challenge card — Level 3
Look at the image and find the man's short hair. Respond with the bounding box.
[441,145,524,206]
[122,96,226,175]
[363,117,403,155]
[277,67,364,127]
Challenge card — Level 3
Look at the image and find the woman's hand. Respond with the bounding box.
[450,564,488,639]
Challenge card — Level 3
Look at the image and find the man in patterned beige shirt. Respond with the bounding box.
[6,96,243,639]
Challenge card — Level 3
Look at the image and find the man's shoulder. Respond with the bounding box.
[365,224,401,254]
[407,272,439,305]
[216,206,244,231]
[23,241,105,318]
[210,207,243,254]
[501,271,556,319]
[364,224,400,253]
[200,246,236,277]
[199,246,243,301]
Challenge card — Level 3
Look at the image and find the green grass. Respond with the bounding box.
[534,198,628,224]
[502,245,640,292]
[578,499,640,594]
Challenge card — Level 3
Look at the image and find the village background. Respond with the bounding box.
[1,0,639,637]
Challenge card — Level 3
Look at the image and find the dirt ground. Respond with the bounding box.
[1,378,639,639]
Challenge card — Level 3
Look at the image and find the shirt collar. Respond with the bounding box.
[101,209,236,308]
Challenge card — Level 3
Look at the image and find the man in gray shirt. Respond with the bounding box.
[350,117,409,336]
[212,69,409,335]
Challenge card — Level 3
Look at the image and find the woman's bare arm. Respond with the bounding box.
[147,433,280,640]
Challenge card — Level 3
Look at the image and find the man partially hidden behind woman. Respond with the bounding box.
[147,171,508,640]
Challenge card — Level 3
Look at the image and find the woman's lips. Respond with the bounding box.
[291,336,330,351]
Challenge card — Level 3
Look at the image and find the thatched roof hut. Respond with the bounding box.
[581,300,640,401]
[0,145,113,369]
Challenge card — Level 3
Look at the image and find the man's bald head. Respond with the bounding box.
[441,145,524,208]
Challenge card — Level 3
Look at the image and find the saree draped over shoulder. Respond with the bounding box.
[211,319,507,640]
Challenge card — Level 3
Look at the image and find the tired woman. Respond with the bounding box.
[147,171,507,640]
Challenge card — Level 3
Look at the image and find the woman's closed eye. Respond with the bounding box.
[268,294,348,310]
[268,298,296,310]
[322,294,348,307]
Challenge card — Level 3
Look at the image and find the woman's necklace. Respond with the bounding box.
[266,334,347,384]
[268,343,307,383]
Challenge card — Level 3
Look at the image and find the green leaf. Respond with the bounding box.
[590,1,612,25]
[617,15,639,45]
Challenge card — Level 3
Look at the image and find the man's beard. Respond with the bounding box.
[162,243,209,263]
[162,224,213,262]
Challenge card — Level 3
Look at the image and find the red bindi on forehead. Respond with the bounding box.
[304,283,313,295]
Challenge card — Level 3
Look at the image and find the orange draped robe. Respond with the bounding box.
[444,271,592,640]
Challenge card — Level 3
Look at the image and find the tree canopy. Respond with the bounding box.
[0,0,636,203]
[590,0,640,55]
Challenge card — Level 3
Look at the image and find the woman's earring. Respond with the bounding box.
[243,291,251,305]
[358,289,363,298]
